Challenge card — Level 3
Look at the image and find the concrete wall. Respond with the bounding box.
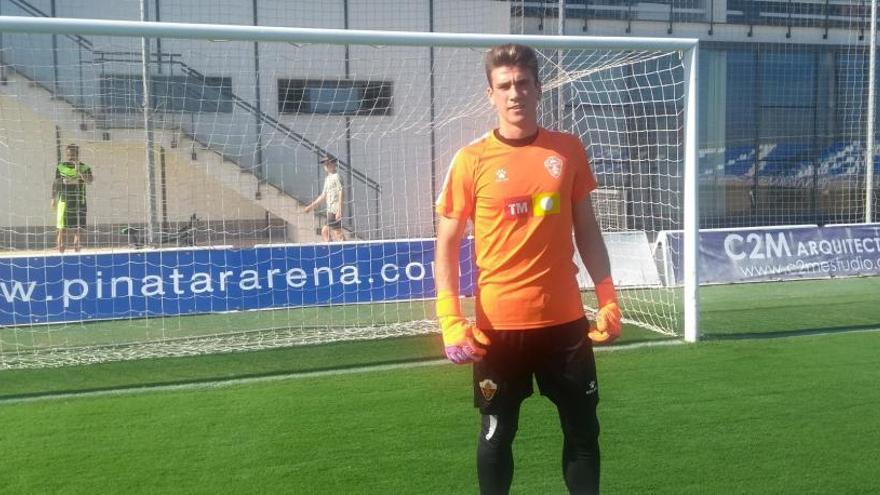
[0,0,510,239]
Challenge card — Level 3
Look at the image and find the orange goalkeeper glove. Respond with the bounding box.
[587,277,622,345]
[436,290,491,364]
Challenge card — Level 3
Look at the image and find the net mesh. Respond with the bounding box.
[0,16,687,368]
[4,0,877,367]
[511,0,878,228]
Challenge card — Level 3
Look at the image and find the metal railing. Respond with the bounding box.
[1,0,381,238]
[511,0,872,34]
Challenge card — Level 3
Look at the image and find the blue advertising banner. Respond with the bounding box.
[698,225,825,284]
[658,224,880,285]
[0,239,476,326]
[817,223,880,277]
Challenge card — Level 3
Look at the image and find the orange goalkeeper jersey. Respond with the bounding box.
[436,128,597,330]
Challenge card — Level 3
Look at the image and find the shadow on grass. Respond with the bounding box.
[704,324,880,341]
[0,355,443,402]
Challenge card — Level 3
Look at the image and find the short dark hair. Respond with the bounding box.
[321,156,337,167]
[484,44,540,86]
[65,144,79,153]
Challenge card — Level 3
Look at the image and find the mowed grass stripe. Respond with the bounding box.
[4,277,879,398]
[699,276,880,336]
[0,331,877,494]
[0,340,690,404]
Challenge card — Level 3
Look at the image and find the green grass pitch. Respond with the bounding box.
[0,277,878,493]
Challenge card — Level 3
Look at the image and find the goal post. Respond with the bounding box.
[0,15,700,368]
[683,44,699,343]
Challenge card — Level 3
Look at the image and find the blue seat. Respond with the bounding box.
[724,145,755,176]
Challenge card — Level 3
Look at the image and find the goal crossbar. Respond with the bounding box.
[0,15,697,51]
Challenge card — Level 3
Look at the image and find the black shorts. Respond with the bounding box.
[326,212,342,229]
[56,201,87,229]
[473,317,598,414]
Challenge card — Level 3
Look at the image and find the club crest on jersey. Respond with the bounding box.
[544,155,563,178]
[479,379,498,401]
[495,168,508,182]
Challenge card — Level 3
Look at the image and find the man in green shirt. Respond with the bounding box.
[51,144,93,253]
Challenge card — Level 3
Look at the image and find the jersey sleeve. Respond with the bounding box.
[570,138,598,203]
[435,149,475,219]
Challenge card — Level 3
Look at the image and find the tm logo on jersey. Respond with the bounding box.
[504,192,561,219]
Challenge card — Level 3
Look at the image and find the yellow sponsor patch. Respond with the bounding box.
[532,192,561,216]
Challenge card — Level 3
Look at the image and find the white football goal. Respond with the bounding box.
[0,15,699,368]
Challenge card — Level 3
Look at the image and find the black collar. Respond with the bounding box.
[493,129,539,147]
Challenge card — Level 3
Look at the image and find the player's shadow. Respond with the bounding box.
[703,324,880,340]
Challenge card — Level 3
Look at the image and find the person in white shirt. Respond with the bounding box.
[304,156,346,241]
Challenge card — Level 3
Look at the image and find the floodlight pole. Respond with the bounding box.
[140,0,159,246]
[252,0,265,200]
[867,0,877,223]
[557,0,566,129]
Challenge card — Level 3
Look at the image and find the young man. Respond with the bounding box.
[51,144,93,253]
[304,156,346,242]
[434,44,622,494]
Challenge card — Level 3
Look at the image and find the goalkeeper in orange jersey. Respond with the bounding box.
[434,44,621,494]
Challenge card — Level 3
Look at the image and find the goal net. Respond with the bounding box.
[0,16,694,368]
